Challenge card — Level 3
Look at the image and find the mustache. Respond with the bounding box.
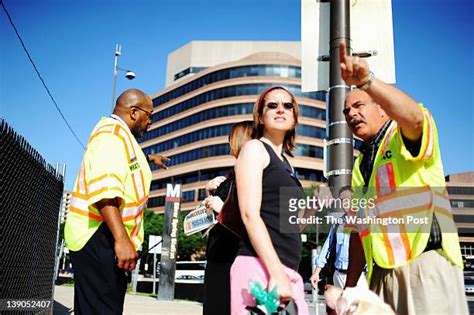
[349,117,364,128]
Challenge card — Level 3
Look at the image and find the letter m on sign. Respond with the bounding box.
[166,184,181,202]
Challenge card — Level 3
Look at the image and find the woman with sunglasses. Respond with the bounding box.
[230,87,308,314]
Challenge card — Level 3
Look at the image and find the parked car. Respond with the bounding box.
[465,277,474,295]
[176,275,199,280]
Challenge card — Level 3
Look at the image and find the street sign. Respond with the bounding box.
[158,183,182,301]
[149,235,162,254]
[302,0,396,92]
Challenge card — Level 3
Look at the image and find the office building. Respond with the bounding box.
[140,41,327,212]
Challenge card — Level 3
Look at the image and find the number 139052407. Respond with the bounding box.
[0,299,51,311]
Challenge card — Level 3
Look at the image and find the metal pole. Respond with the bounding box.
[316,221,319,246]
[51,163,66,312]
[111,44,121,113]
[327,0,353,197]
[132,258,140,293]
[153,251,157,295]
[62,247,67,270]
[311,249,317,301]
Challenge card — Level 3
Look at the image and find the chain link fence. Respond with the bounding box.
[0,119,64,314]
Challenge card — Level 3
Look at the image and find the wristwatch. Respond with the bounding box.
[357,71,375,90]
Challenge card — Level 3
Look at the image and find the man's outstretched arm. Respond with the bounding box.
[339,42,423,142]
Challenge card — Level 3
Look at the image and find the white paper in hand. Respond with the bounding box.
[183,205,217,236]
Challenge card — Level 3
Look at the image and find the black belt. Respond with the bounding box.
[335,268,348,274]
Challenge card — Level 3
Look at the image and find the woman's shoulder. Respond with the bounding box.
[240,139,267,155]
[237,139,270,168]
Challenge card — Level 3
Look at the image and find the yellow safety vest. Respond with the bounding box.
[65,116,152,251]
[347,104,463,281]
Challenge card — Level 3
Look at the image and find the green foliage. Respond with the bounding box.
[143,209,206,261]
[303,183,319,197]
[177,214,207,260]
[59,222,65,240]
[143,209,164,254]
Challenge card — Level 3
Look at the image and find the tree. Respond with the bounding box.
[143,209,165,254]
[143,209,207,261]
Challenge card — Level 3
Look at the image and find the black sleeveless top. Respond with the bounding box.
[205,171,240,263]
[237,141,305,270]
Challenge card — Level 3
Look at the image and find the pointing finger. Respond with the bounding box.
[339,41,348,65]
[353,56,360,75]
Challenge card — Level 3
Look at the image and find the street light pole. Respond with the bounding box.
[111,44,121,113]
[327,0,353,197]
[111,44,136,113]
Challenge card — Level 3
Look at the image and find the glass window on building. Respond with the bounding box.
[198,189,207,201]
[148,196,165,207]
[182,190,196,202]
[294,168,325,182]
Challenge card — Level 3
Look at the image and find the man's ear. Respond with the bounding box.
[130,108,139,121]
[377,104,388,119]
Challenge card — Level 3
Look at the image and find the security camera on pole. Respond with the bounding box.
[111,44,136,112]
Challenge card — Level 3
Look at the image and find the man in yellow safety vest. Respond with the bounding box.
[64,89,169,314]
[339,42,468,314]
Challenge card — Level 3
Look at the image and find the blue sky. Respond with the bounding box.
[1,0,473,190]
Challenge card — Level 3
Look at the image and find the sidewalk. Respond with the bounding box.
[53,285,203,315]
[54,285,327,314]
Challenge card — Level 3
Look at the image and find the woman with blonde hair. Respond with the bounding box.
[202,120,254,315]
[230,87,309,314]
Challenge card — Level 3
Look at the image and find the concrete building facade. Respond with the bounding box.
[139,41,473,269]
[446,172,474,261]
[140,41,327,213]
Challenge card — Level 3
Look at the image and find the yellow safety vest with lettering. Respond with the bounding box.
[346,104,463,281]
[65,116,152,251]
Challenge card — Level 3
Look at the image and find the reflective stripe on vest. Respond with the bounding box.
[70,123,148,222]
[351,106,463,280]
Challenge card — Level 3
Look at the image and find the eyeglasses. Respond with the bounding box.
[132,106,153,120]
[265,101,294,110]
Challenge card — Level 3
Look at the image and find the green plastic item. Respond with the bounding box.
[248,280,279,313]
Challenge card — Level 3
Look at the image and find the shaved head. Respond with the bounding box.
[113,88,153,138]
[115,88,152,112]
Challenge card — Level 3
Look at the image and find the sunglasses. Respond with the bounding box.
[265,101,294,110]
[132,106,153,119]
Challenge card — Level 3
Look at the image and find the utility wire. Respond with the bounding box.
[1,0,86,149]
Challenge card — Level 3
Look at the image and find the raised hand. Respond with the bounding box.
[339,42,371,87]
[205,176,227,193]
